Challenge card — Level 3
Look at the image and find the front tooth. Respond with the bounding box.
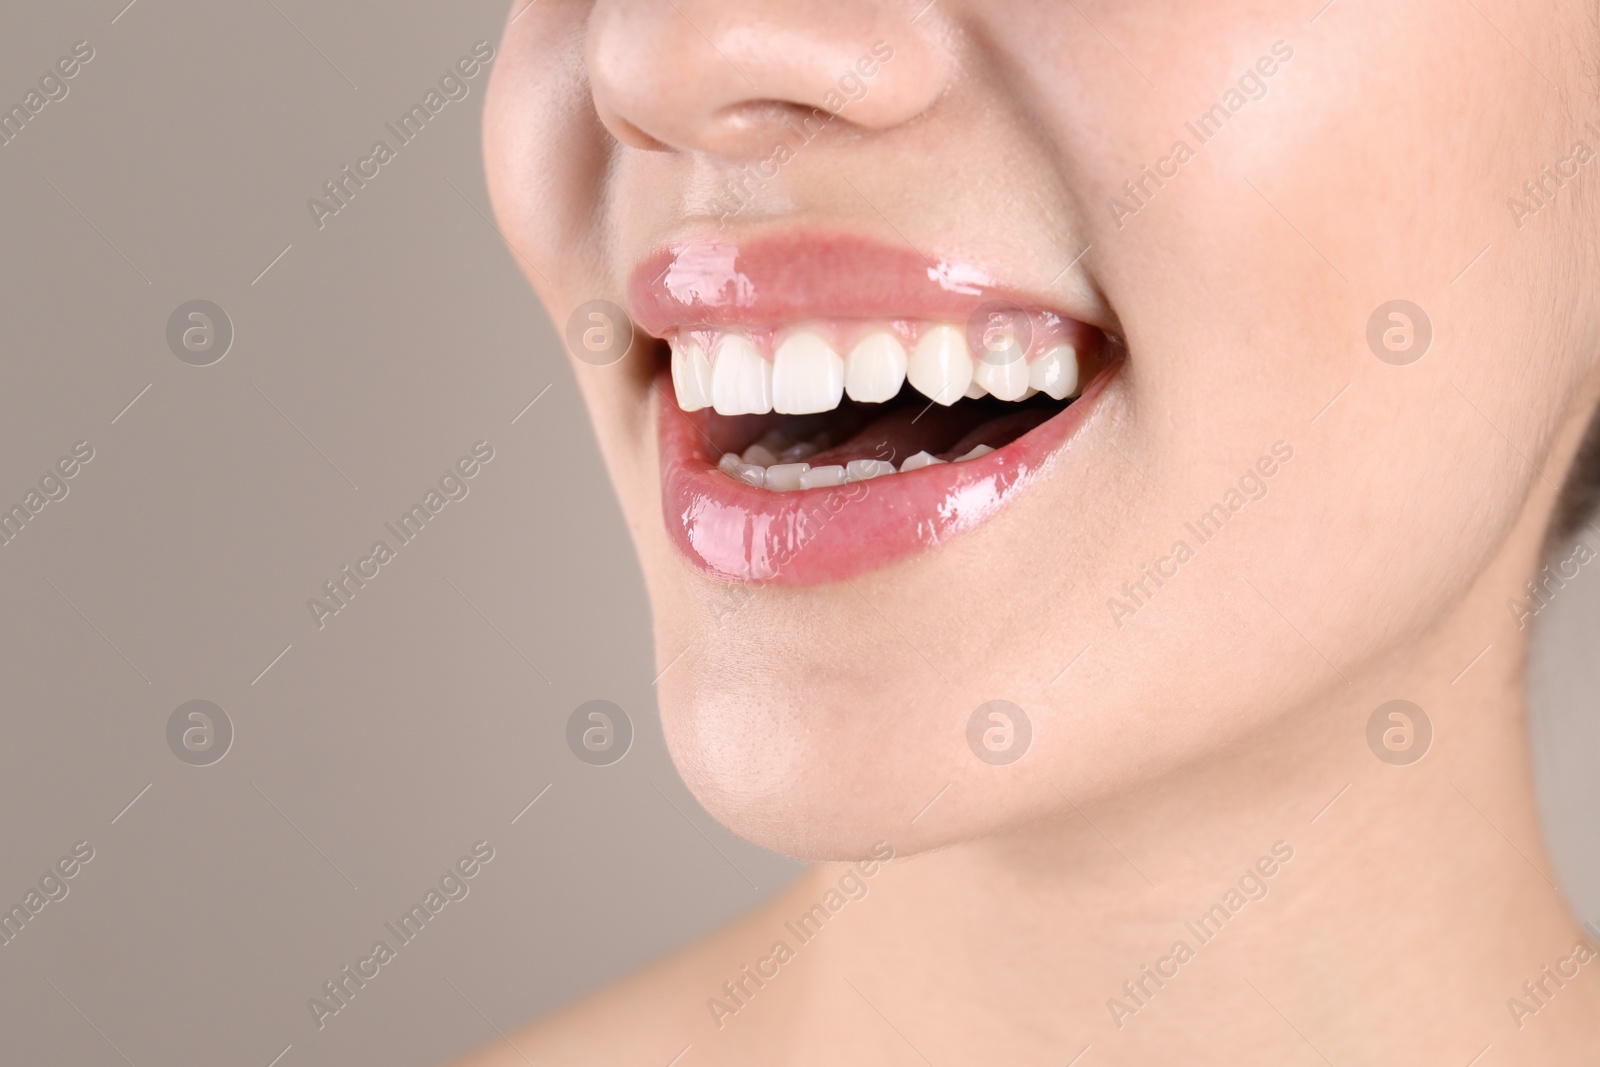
[974,349,1030,401]
[956,444,994,462]
[711,334,772,414]
[733,461,767,487]
[907,324,973,406]
[900,450,946,472]
[1029,343,1079,400]
[965,380,988,399]
[845,459,896,482]
[772,330,844,414]
[844,331,907,403]
[670,338,713,411]
[765,463,810,491]
[799,464,847,489]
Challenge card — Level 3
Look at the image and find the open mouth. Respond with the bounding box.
[668,315,1104,489]
[634,234,1118,585]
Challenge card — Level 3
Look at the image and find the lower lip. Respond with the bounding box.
[656,361,1119,585]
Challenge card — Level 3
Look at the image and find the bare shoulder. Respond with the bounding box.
[442,872,824,1067]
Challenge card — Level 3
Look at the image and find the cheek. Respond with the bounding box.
[1079,2,1564,654]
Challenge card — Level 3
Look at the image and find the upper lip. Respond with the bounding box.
[627,230,1108,337]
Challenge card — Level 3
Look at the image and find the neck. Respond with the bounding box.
[790,552,1600,1064]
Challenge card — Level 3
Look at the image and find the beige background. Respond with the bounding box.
[0,2,1592,1064]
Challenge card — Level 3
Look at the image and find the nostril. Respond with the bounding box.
[594,102,672,152]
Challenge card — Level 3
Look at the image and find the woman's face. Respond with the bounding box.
[486,0,1599,859]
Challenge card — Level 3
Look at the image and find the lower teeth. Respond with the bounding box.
[716,441,995,491]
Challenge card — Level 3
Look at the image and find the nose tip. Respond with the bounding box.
[585,1,948,160]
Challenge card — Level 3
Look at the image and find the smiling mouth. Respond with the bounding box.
[666,314,1104,491]
[634,233,1117,584]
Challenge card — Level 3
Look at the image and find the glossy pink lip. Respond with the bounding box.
[637,232,1116,585]
[629,232,1105,335]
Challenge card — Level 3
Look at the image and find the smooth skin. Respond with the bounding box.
[461,0,1600,1063]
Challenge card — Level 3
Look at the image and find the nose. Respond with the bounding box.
[585,0,949,160]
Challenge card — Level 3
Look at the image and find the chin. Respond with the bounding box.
[654,641,929,862]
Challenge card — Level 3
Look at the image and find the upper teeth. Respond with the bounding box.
[669,322,1083,414]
